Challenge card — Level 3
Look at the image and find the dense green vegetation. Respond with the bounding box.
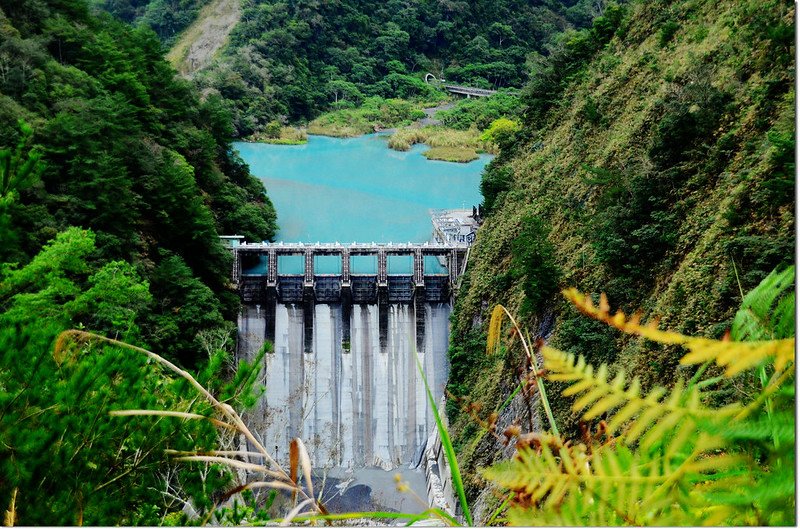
[172,0,605,136]
[484,271,795,525]
[446,0,795,519]
[249,122,307,144]
[0,3,275,523]
[307,96,427,137]
[95,0,210,46]
[437,92,523,131]
[0,0,277,366]
[0,228,264,524]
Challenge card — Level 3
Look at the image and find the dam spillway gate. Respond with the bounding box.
[232,242,467,473]
[232,241,468,356]
[232,242,468,302]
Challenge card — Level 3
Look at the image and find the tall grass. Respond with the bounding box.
[388,126,497,162]
[54,330,461,526]
[250,127,308,144]
[423,147,479,163]
[415,355,473,526]
[54,330,329,525]
[388,126,484,151]
[487,305,560,435]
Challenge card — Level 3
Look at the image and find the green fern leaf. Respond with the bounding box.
[486,433,731,526]
[486,280,795,527]
[543,347,721,446]
[732,265,795,341]
[703,411,795,445]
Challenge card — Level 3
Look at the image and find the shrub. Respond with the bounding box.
[581,96,601,125]
[479,117,521,150]
[586,165,678,282]
[649,75,731,169]
[480,162,513,214]
[510,214,561,315]
[658,20,680,47]
[264,120,282,139]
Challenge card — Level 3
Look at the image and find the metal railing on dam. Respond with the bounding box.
[231,241,468,358]
[231,241,469,305]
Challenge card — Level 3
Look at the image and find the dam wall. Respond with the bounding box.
[237,300,450,471]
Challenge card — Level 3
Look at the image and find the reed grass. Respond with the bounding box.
[387,126,476,150]
[423,147,479,163]
[54,330,328,525]
[306,122,371,138]
[4,488,17,527]
[388,126,496,163]
[486,305,560,436]
[249,127,308,144]
[55,330,458,526]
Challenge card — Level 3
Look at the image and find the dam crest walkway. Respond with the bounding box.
[231,241,469,305]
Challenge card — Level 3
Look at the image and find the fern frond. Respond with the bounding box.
[482,437,589,504]
[695,460,796,525]
[488,281,795,527]
[486,431,738,526]
[732,265,795,341]
[679,338,794,376]
[562,289,795,376]
[506,492,628,526]
[542,347,730,446]
[701,410,795,445]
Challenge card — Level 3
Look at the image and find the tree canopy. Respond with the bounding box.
[121,0,606,136]
[0,0,277,366]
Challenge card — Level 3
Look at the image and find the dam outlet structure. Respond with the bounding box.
[232,241,468,474]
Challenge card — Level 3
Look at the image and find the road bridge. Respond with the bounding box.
[443,84,497,98]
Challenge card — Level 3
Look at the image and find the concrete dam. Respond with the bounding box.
[233,242,467,473]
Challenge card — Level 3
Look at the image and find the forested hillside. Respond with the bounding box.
[170,0,606,135]
[0,0,278,365]
[0,1,277,523]
[446,0,794,520]
[95,0,211,46]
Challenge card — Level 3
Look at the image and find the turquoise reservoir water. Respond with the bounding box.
[234,134,491,243]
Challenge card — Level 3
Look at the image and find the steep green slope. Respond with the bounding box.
[192,0,603,135]
[95,0,210,46]
[447,0,794,517]
[0,0,277,366]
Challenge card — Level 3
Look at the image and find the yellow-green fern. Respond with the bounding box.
[562,288,794,376]
[542,347,739,446]
[483,266,795,526]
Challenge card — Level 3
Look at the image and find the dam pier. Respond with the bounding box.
[231,239,469,485]
[232,241,468,357]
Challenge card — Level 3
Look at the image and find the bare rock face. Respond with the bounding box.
[166,0,241,77]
